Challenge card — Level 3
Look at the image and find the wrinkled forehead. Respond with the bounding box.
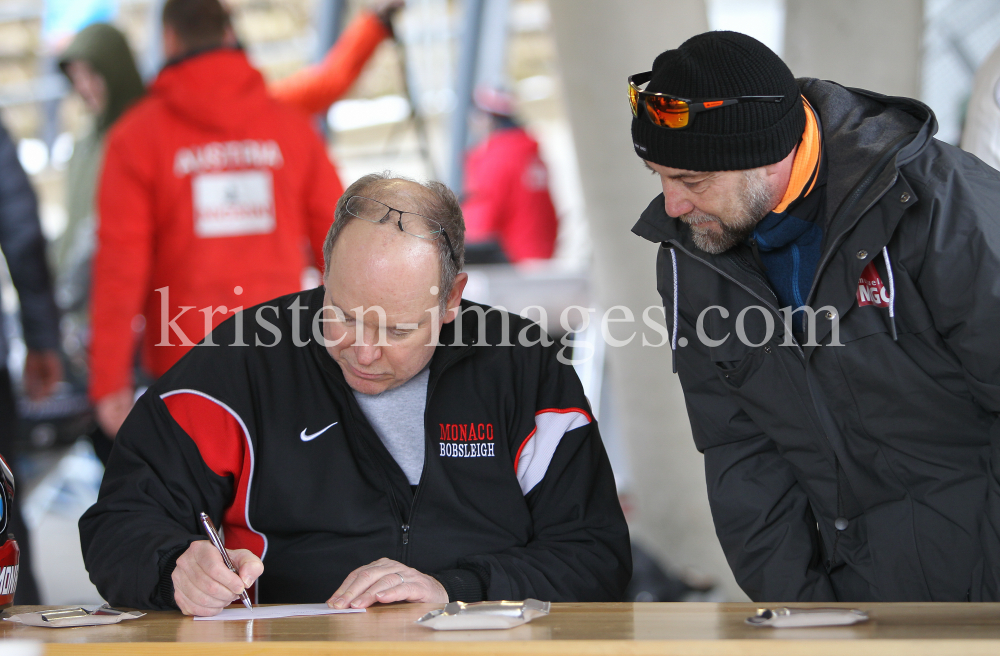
[326,214,442,304]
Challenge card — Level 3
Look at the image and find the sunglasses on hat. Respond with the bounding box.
[628,71,784,129]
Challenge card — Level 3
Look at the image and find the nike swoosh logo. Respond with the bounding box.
[300,422,338,442]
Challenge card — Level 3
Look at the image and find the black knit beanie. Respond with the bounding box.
[631,31,804,172]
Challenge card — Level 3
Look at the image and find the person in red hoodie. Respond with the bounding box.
[90,0,349,437]
[461,86,559,264]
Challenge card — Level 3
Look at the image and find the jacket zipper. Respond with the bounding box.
[729,249,779,304]
[349,405,405,535]
[398,344,475,564]
[670,242,803,357]
[803,158,906,554]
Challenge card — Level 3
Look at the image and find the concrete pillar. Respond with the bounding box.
[142,0,166,81]
[475,0,512,90]
[314,0,348,63]
[784,0,923,97]
[547,1,744,599]
[447,0,487,192]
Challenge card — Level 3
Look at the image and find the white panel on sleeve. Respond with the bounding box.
[515,409,591,495]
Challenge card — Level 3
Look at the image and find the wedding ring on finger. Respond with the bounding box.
[397,572,405,586]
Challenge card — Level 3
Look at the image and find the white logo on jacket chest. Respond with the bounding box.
[300,422,338,442]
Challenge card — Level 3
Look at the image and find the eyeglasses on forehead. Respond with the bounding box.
[345,195,458,266]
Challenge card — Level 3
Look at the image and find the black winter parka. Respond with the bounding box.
[633,78,1000,602]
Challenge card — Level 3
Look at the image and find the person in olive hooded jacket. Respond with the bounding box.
[57,25,146,463]
[57,23,145,311]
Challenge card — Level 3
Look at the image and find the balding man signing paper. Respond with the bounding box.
[79,173,630,615]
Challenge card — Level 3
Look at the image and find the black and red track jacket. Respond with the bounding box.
[79,288,631,609]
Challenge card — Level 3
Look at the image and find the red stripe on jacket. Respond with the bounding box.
[162,390,266,600]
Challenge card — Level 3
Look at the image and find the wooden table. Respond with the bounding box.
[4,602,1000,655]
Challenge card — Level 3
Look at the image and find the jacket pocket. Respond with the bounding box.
[715,344,769,390]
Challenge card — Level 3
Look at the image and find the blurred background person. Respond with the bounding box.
[56,23,144,463]
[461,85,558,264]
[961,39,1000,171]
[57,4,398,458]
[88,0,342,440]
[0,118,64,603]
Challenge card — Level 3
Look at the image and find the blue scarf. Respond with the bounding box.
[751,164,826,335]
[748,98,826,336]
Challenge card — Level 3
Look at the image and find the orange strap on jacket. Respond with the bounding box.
[270,11,390,115]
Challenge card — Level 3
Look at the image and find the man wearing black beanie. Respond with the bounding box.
[630,31,1000,603]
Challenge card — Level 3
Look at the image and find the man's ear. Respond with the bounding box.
[441,273,468,325]
[223,23,238,47]
[162,25,183,60]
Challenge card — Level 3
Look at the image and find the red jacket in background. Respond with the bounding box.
[90,49,342,401]
[462,126,558,263]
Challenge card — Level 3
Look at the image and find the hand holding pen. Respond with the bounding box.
[200,513,253,612]
[170,513,264,616]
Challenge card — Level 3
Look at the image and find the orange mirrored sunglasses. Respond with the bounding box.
[628,72,784,129]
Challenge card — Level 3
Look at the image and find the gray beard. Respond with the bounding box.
[685,171,775,255]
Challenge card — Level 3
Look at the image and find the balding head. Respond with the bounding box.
[329,210,442,321]
[321,174,468,394]
[324,172,465,306]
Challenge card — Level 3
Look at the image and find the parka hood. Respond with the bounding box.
[149,49,272,133]
[59,22,145,133]
[799,79,934,227]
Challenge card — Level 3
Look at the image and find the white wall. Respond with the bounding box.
[784,0,923,97]
[546,0,745,600]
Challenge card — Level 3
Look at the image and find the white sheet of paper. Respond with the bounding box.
[194,604,366,621]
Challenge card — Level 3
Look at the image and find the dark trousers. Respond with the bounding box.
[0,367,41,604]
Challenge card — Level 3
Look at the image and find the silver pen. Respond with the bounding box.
[199,512,253,612]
